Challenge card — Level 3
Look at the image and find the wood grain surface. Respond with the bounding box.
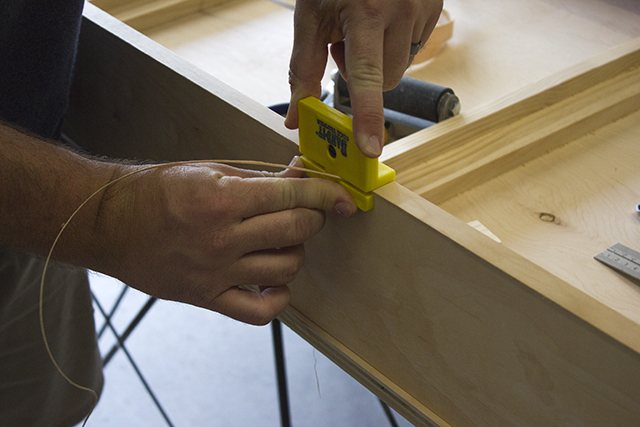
[66,3,640,426]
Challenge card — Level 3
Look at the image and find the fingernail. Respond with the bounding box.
[288,155,300,167]
[364,135,382,157]
[335,202,354,217]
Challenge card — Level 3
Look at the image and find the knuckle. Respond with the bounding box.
[209,227,235,253]
[279,180,298,210]
[280,251,305,284]
[403,0,419,16]
[341,0,383,18]
[290,208,324,241]
[348,60,384,88]
[248,309,277,326]
[279,261,301,284]
[355,101,386,128]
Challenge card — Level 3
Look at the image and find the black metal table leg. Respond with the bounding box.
[272,319,291,427]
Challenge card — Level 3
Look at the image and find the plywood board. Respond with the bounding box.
[405,0,640,111]
[90,0,234,31]
[438,108,640,330]
[66,4,640,427]
[129,0,640,113]
[143,0,299,107]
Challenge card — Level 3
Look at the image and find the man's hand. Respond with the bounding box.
[93,158,356,325]
[1,122,355,326]
[284,0,443,158]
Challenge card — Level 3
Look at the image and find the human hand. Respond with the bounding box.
[93,158,356,325]
[284,0,443,158]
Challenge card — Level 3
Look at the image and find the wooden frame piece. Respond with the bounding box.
[66,4,640,426]
[90,0,236,31]
[384,38,640,203]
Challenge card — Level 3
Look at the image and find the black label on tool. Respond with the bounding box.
[316,119,348,157]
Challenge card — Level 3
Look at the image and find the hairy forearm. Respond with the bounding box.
[0,121,119,263]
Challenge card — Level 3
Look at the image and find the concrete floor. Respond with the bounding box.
[87,272,414,427]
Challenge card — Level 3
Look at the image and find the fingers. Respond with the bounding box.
[238,207,326,252]
[286,0,444,160]
[228,175,356,219]
[192,157,306,180]
[212,245,305,325]
[284,1,332,131]
[229,245,306,287]
[275,156,307,179]
[411,0,443,58]
[213,285,291,325]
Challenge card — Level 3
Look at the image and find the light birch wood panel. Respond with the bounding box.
[67,4,299,165]
[385,38,640,197]
[141,0,301,107]
[438,108,640,330]
[288,182,640,427]
[66,5,640,426]
[90,0,234,31]
[406,0,640,111]
[93,0,640,114]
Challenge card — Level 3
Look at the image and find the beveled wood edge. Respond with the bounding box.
[401,66,640,203]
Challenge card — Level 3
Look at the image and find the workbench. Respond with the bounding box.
[67,1,640,425]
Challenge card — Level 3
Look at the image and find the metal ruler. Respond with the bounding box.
[595,243,640,282]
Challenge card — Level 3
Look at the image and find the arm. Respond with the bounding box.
[0,122,356,325]
[284,0,443,158]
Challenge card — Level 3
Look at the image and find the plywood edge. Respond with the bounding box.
[374,182,640,356]
[279,307,450,427]
[382,36,640,172]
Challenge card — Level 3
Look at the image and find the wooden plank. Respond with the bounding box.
[67,3,299,165]
[106,0,640,121]
[438,108,640,333]
[389,43,640,203]
[404,0,640,112]
[383,37,640,177]
[142,0,299,107]
[287,183,640,426]
[91,0,234,31]
[279,307,449,427]
[66,4,640,426]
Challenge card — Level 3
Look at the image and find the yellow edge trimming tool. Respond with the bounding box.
[298,97,395,211]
